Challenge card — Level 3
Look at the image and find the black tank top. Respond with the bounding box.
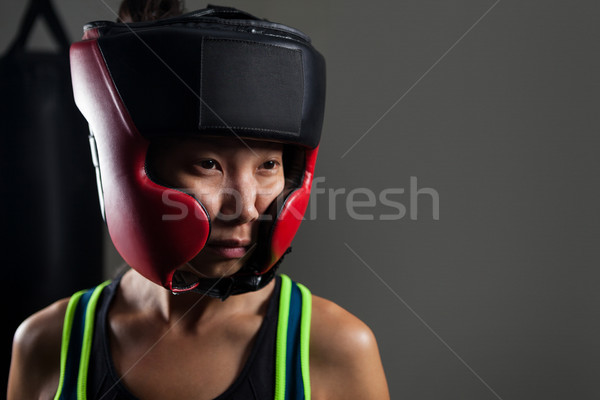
[55,274,311,400]
[87,275,280,400]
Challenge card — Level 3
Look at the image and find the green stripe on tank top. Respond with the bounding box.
[297,282,312,400]
[53,280,111,400]
[77,280,111,400]
[54,289,86,400]
[274,275,312,400]
[275,274,292,400]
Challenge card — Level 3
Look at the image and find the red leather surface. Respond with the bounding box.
[266,147,318,273]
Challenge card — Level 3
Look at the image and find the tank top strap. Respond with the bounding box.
[54,280,111,400]
[275,274,312,400]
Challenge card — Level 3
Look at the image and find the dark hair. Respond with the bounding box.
[118,0,184,23]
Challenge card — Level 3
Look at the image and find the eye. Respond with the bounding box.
[262,160,278,170]
[199,159,217,170]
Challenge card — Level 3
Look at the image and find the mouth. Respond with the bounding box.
[205,239,252,259]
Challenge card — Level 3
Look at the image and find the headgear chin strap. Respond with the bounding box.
[70,5,325,298]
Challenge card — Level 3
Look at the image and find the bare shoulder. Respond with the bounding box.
[309,295,390,400]
[310,295,376,362]
[8,297,70,400]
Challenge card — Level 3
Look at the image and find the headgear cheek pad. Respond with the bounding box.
[70,6,325,298]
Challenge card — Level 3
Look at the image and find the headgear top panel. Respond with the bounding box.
[70,5,326,298]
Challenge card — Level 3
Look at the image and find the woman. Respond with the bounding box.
[8,4,389,399]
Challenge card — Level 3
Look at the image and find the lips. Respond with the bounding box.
[205,239,251,259]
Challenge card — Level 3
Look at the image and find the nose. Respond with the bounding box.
[217,174,260,224]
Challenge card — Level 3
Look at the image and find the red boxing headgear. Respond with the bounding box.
[70,6,325,298]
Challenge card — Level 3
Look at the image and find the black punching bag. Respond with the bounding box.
[1,0,103,387]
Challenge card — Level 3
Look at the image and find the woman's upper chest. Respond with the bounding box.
[107,311,264,400]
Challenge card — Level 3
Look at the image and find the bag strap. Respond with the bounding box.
[6,0,70,57]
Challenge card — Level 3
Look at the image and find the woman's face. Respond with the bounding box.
[149,136,285,278]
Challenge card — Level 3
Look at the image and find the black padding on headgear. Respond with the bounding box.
[199,4,258,20]
[92,10,325,148]
[200,39,304,137]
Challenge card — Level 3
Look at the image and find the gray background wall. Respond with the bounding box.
[2,0,598,399]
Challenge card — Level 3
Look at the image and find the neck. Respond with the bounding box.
[121,269,275,329]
